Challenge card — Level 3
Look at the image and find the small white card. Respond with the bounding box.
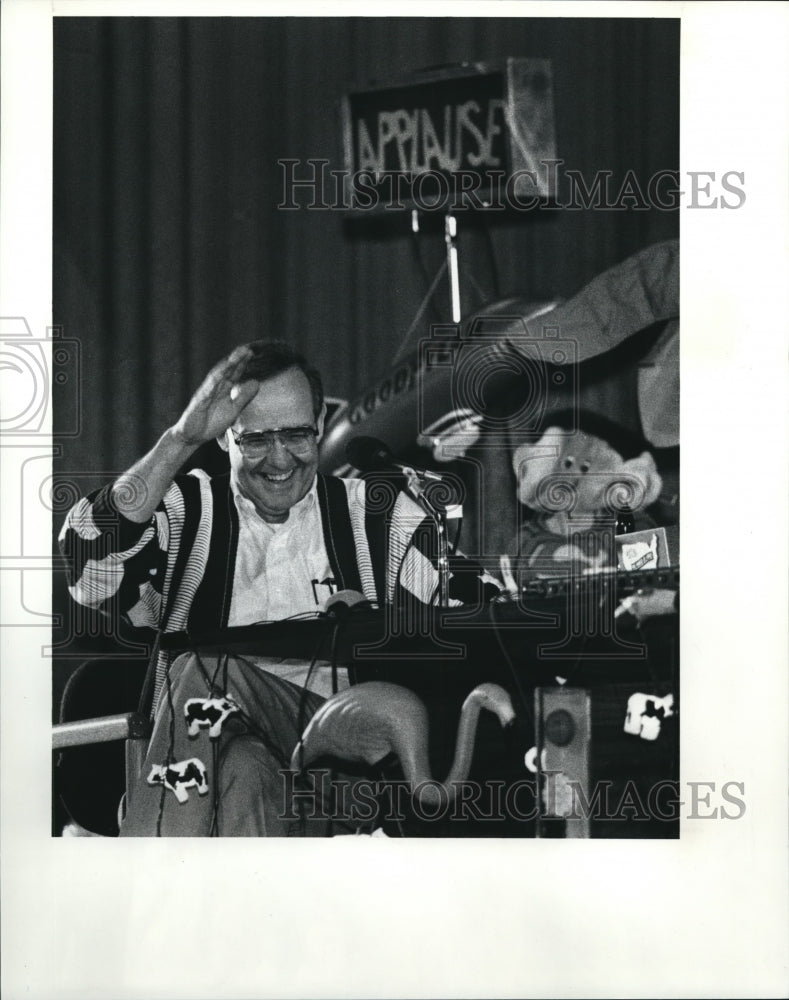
[615,526,671,572]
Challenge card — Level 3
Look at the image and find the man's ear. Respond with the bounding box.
[315,403,327,443]
[216,430,230,453]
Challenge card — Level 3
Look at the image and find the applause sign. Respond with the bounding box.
[341,59,557,212]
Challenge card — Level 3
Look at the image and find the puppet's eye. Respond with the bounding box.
[562,457,574,470]
[580,461,591,473]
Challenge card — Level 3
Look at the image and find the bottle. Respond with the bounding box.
[616,505,635,535]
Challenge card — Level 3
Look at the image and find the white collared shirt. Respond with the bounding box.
[227,476,344,696]
[228,478,333,626]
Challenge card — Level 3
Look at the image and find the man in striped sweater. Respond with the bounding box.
[60,341,485,836]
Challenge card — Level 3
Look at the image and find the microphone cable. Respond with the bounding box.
[155,654,177,838]
[487,597,535,748]
[293,620,336,835]
[150,606,337,836]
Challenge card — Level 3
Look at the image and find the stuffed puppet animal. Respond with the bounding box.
[510,410,663,576]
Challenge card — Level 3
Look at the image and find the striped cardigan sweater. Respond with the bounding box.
[59,470,450,712]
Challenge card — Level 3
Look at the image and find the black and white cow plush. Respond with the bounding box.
[184,695,240,739]
[147,758,209,803]
[624,693,674,741]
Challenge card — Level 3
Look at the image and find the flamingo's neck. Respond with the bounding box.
[402,697,482,811]
[408,687,513,812]
[444,690,485,790]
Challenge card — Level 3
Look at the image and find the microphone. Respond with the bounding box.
[346,436,445,482]
[323,589,370,619]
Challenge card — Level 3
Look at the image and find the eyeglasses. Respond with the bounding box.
[231,425,318,458]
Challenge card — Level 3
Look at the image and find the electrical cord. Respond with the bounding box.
[391,257,449,366]
[155,655,178,838]
[482,221,502,300]
[154,618,344,838]
[487,598,535,746]
[293,622,335,835]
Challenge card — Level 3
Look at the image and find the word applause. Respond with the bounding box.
[355,99,507,177]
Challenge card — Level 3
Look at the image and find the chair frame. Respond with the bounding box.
[52,712,151,822]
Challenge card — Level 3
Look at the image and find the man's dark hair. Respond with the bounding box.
[242,340,324,418]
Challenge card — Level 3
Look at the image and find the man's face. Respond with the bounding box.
[221,366,324,523]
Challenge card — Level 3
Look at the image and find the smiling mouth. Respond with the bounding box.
[257,469,295,484]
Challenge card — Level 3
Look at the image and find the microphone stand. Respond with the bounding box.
[401,467,451,607]
[444,213,461,324]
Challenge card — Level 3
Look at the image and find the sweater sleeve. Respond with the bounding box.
[390,491,497,606]
[58,482,173,629]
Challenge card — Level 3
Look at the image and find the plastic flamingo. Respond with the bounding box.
[290,681,516,809]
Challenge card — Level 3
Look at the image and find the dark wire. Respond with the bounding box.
[186,647,300,835]
[460,268,490,313]
[399,517,444,607]
[569,589,603,683]
[295,620,333,749]
[450,517,463,556]
[293,621,334,834]
[330,618,341,696]
[326,620,346,836]
[203,649,226,694]
[147,609,323,837]
[409,229,449,325]
[136,627,163,719]
[209,740,220,838]
[330,614,406,838]
[154,649,226,838]
[482,222,502,300]
[487,598,534,746]
[155,655,177,838]
[550,571,622,686]
[208,653,231,836]
[191,650,291,769]
[205,647,325,836]
[247,610,323,625]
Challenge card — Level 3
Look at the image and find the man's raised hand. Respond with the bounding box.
[110,346,260,523]
[172,345,261,447]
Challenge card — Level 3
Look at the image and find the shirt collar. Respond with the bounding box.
[230,474,319,526]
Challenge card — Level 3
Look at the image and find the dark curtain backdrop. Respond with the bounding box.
[53,16,679,481]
